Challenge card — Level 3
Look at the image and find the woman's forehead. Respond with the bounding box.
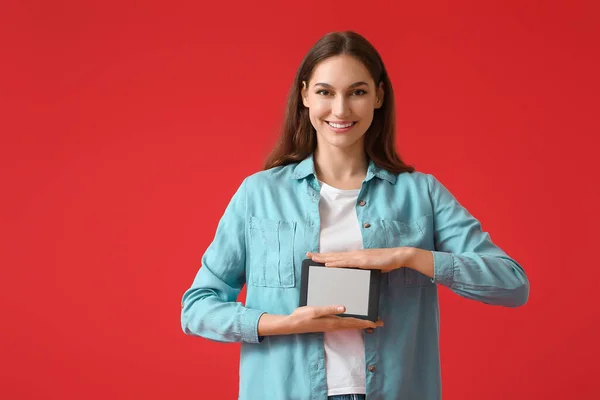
[310,55,373,87]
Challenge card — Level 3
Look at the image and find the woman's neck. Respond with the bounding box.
[313,146,368,190]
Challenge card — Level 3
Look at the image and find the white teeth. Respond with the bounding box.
[327,122,354,128]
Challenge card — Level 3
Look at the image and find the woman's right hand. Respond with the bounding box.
[257,305,383,337]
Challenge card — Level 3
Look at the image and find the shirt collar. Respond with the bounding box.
[291,153,397,185]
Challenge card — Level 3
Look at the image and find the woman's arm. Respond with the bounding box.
[425,174,529,307]
[181,178,265,343]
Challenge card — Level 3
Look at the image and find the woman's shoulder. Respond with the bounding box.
[243,163,299,187]
[391,170,454,201]
[395,169,434,188]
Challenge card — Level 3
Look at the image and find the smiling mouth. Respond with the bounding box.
[326,121,357,128]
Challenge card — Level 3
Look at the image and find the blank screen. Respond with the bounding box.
[306,266,371,316]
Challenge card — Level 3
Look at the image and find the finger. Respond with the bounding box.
[326,261,376,269]
[367,318,383,327]
[314,305,346,318]
[307,251,357,261]
[324,260,353,268]
[307,251,344,257]
[306,251,333,259]
[343,318,378,329]
[358,318,384,328]
[308,254,340,262]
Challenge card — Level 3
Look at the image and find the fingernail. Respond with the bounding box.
[337,306,345,312]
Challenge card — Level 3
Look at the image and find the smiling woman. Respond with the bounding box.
[180,30,530,400]
[264,32,414,183]
[301,59,382,155]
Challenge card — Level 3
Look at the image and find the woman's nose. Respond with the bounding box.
[332,97,351,118]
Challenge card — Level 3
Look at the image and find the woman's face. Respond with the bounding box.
[301,54,383,153]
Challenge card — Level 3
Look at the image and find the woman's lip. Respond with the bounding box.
[326,121,356,133]
[326,121,355,124]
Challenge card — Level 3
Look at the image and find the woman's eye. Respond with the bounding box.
[315,89,367,96]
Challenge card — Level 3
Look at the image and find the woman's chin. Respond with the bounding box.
[315,132,366,151]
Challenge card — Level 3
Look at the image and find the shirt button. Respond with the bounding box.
[359,200,366,206]
[366,328,374,334]
[363,222,371,228]
[368,365,376,372]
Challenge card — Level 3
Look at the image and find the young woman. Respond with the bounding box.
[181,31,529,400]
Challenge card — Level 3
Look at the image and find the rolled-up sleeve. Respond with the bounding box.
[427,174,529,307]
[181,178,266,343]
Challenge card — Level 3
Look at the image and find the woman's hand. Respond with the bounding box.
[284,305,383,334]
[258,306,383,336]
[306,247,414,273]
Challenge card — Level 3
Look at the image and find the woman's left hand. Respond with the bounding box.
[306,247,414,273]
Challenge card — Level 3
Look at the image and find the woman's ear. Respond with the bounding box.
[301,80,309,108]
[375,82,384,109]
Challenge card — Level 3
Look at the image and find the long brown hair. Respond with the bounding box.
[263,31,415,174]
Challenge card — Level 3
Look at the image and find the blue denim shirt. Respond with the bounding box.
[181,154,529,400]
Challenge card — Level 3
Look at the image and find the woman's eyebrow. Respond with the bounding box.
[313,81,369,89]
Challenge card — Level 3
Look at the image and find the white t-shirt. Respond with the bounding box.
[318,180,366,396]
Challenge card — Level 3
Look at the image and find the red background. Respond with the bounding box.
[1,0,598,399]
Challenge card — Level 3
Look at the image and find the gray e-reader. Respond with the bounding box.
[299,259,381,322]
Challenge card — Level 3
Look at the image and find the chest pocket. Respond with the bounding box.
[382,214,435,287]
[248,216,297,288]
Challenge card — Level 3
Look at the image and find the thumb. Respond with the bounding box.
[315,305,345,318]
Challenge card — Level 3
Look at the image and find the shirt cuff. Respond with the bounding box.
[240,307,267,344]
[431,251,456,287]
